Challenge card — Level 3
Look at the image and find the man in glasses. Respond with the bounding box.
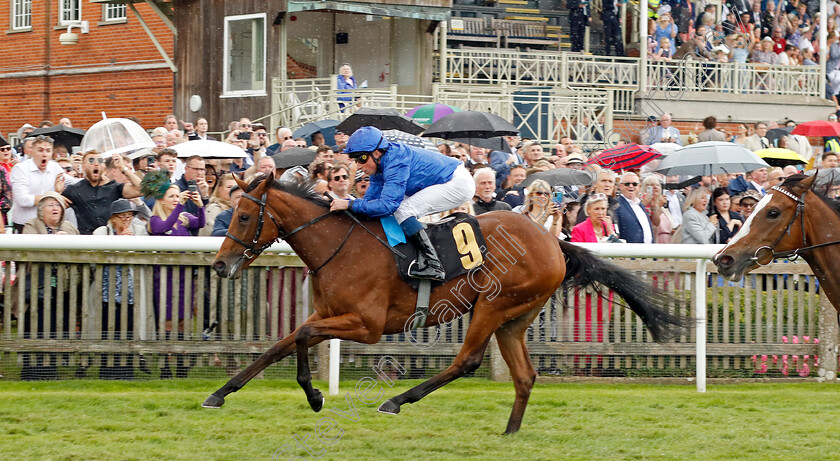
[330,126,475,281]
[9,135,75,233]
[59,151,142,235]
[614,172,660,244]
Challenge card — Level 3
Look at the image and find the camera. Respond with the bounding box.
[146,156,155,167]
[187,180,198,193]
[237,131,251,140]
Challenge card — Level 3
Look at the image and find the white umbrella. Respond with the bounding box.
[80,118,154,158]
[171,140,248,159]
[655,141,769,176]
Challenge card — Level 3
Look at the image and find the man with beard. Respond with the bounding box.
[59,151,142,234]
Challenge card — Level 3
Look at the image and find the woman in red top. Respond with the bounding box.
[571,193,618,243]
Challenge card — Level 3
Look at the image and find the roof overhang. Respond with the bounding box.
[284,1,451,21]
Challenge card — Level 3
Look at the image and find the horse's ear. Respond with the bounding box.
[234,174,249,192]
[790,173,817,196]
[255,174,274,194]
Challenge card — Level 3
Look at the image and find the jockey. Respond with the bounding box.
[329,126,475,281]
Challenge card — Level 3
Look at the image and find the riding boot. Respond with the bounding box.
[407,228,446,282]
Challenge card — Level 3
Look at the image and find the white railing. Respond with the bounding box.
[437,48,821,97]
[1,236,833,390]
[646,60,821,97]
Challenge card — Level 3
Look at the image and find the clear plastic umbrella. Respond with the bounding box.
[80,118,154,158]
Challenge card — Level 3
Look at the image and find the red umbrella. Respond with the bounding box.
[791,120,840,137]
[586,143,662,171]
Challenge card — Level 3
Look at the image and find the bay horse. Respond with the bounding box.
[203,175,688,434]
[715,174,840,310]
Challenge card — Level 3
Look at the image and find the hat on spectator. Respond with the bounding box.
[831,114,839,121]
[761,36,773,42]
[657,5,671,16]
[17,123,35,139]
[252,122,267,131]
[565,153,586,165]
[736,190,761,203]
[0,134,8,148]
[39,191,68,209]
[110,198,138,216]
[712,44,729,54]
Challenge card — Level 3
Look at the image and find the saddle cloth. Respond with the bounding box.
[387,213,487,288]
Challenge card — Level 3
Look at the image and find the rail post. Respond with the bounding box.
[818,294,838,381]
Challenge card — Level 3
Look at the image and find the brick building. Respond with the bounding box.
[0,1,174,141]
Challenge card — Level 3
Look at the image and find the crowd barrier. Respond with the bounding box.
[0,236,835,390]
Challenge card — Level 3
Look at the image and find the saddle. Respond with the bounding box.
[387,213,487,289]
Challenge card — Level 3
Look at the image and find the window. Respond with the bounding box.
[59,0,81,26]
[223,13,266,96]
[11,0,32,30]
[103,4,126,22]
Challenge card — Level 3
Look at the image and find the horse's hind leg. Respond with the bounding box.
[377,314,499,415]
[494,309,541,435]
[202,313,324,408]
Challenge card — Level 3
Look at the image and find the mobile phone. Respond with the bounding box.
[237,131,252,140]
[553,187,564,204]
[146,156,155,167]
[187,180,198,193]
[645,186,653,196]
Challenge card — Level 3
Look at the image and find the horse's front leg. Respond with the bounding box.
[294,313,381,412]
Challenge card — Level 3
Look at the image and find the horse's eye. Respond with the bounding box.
[238,214,250,223]
[766,209,780,219]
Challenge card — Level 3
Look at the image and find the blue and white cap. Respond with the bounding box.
[344,126,389,158]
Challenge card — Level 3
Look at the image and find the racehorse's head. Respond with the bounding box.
[714,174,816,280]
[213,175,280,279]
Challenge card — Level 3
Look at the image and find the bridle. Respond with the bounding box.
[224,191,332,260]
[223,189,406,273]
[750,184,840,265]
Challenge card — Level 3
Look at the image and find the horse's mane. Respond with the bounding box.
[245,175,330,209]
[783,172,840,218]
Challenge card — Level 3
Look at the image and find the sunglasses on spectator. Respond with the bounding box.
[358,177,370,182]
[740,201,757,208]
[87,157,106,164]
[590,193,608,200]
[332,174,349,181]
[622,182,639,187]
[63,166,73,172]
[256,132,268,137]
[532,191,549,196]
[0,146,10,152]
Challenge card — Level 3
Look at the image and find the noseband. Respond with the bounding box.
[750,185,840,265]
[224,191,332,259]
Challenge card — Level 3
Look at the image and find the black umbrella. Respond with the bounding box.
[448,136,509,151]
[336,108,424,135]
[766,127,794,148]
[520,168,595,188]
[271,147,317,169]
[422,111,519,140]
[28,125,86,151]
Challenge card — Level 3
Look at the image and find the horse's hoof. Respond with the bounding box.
[308,390,325,412]
[201,394,225,409]
[377,399,400,415]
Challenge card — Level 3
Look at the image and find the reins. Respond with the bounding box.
[751,185,840,264]
[225,190,405,274]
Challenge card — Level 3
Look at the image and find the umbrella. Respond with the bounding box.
[753,148,807,167]
[80,118,155,157]
[448,136,509,151]
[292,119,339,146]
[29,125,86,151]
[766,127,793,147]
[271,147,317,169]
[171,140,248,159]
[381,130,436,151]
[791,120,840,137]
[655,141,769,176]
[422,111,519,140]
[335,108,424,135]
[520,168,595,189]
[586,143,662,171]
[649,142,680,156]
[405,103,462,125]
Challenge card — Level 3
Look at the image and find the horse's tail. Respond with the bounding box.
[557,240,691,342]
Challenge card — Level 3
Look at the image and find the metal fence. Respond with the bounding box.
[0,236,835,384]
